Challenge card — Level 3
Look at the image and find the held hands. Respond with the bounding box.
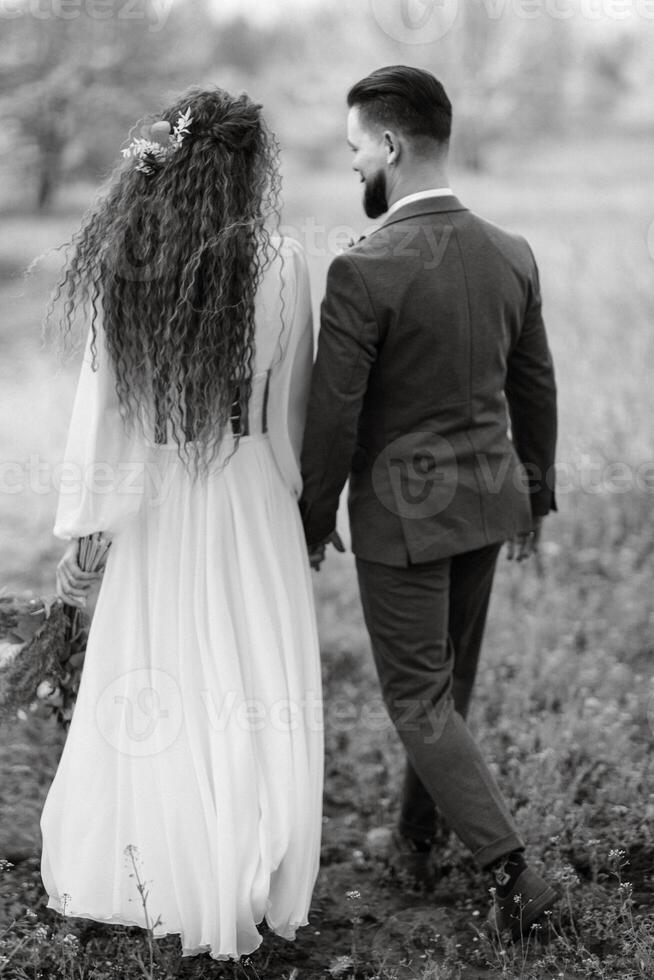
[506,516,543,562]
[56,540,104,609]
[308,530,346,571]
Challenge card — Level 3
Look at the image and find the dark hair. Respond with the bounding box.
[46,87,281,474]
[347,65,452,147]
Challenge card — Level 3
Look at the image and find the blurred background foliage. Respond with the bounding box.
[0,0,652,211]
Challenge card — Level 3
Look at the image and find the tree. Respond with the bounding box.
[0,1,216,210]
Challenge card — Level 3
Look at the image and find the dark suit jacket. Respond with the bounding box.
[299,195,557,566]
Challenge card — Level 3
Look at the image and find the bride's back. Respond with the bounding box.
[49,86,285,473]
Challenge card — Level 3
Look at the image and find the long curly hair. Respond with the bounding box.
[47,87,282,473]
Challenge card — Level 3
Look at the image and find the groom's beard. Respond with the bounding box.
[363,169,389,219]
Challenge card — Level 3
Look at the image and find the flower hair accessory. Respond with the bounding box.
[122,107,193,176]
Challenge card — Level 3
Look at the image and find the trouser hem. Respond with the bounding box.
[475,833,526,870]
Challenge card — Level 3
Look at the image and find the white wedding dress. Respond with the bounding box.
[40,238,324,960]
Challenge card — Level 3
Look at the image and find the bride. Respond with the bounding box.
[42,87,323,961]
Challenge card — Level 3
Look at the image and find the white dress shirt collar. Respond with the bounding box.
[386,187,454,218]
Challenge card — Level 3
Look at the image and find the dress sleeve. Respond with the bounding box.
[53,320,147,541]
[266,238,314,500]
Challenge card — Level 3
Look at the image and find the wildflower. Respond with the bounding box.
[346,889,361,901]
[122,108,193,176]
[328,954,355,977]
[0,536,110,730]
[62,933,79,954]
[551,863,579,888]
[33,925,48,942]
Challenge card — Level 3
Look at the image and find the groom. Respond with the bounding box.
[299,66,559,939]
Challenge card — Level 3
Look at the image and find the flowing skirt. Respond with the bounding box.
[41,434,324,960]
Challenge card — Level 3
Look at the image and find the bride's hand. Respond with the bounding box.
[56,540,103,608]
[307,530,346,571]
[308,543,326,571]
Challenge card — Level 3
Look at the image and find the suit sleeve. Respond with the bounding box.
[505,250,558,517]
[299,253,379,548]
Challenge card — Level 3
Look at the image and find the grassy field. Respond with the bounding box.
[1,133,654,978]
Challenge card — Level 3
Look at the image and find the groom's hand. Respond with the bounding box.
[506,516,543,562]
[307,530,346,571]
[325,530,346,554]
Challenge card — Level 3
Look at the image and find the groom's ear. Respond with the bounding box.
[383,130,400,166]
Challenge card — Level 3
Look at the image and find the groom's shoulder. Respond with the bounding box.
[330,225,405,274]
[329,210,537,283]
[325,235,377,276]
[467,210,537,273]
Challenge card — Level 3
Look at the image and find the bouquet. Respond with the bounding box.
[0,533,111,729]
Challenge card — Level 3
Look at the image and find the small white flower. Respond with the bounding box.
[62,933,80,955]
[122,108,193,176]
[329,955,355,978]
[171,107,193,145]
[36,679,56,700]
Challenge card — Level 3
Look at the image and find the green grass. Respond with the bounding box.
[1,134,654,978]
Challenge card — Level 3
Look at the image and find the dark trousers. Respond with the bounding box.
[356,543,524,868]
